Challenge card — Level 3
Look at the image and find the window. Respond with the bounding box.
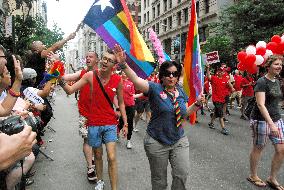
[156,23,160,34]
[168,16,172,29]
[183,8,188,23]
[163,19,167,32]
[147,11,149,22]
[152,7,156,19]
[144,0,146,9]
[163,0,167,12]
[144,13,146,23]
[178,0,181,3]
[177,11,182,26]
[147,0,150,7]
[205,0,209,14]
[157,4,160,16]
[169,0,172,8]
[196,1,200,18]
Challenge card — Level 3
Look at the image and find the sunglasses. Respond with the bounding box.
[164,70,179,78]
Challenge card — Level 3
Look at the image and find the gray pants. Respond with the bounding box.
[144,134,190,190]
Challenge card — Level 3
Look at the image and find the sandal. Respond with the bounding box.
[247,176,266,187]
[266,180,284,190]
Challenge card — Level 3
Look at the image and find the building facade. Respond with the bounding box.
[140,0,235,62]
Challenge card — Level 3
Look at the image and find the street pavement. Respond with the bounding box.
[29,88,284,190]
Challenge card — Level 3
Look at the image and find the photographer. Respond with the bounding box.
[0,44,37,171]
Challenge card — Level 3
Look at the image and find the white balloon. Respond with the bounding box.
[281,35,284,43]
[264,50,273,59]
[246,45,256,55]
[256,41,267,48]
[254,55,264,65]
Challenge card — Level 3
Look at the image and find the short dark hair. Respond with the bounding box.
[158,60,182,83]
[264,55,283,68]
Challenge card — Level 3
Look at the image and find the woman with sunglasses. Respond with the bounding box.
[113,45,204,190]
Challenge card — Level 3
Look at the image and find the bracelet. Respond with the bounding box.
[8,89,21,97]
[58,79,66,87]
[118,62,127,70]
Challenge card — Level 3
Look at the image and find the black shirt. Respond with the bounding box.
[251,76,282,122]
[25,52,46,87]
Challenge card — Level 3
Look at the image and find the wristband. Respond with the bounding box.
[58,79,66,87]
[8,89,21,97]
[118,62,127,70]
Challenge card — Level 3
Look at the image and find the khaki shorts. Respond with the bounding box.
[230,90,242,99]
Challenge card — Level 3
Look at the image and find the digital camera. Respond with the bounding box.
[0,115,41,135]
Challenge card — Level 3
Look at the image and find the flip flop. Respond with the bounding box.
[247,177,266,187]
[266,180,284,190]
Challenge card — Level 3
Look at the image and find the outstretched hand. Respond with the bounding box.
[12,55,23,81]
[113,44,126,64]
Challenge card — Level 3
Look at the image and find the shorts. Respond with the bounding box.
[213,102,224,118]
[88,125,117,148]
[78,115,88,138]
[230,90,242,99]
[135,99,150,113]
[250,119,284,146]
[225,95,230,104]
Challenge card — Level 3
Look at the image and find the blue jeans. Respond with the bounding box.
[144,134,190,190]
[88,125,117,148]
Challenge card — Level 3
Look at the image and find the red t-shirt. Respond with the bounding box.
[241,77,254,97]
[234,74,243,91]
[122,79,135,106]
[78,69,92,117]
[204,76,210,93]
[210,75,228,103]
[87,73,121,126]
[222,73,231,96]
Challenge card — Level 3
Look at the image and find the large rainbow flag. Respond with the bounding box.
[83,0,155,79]
[183,0,204,124]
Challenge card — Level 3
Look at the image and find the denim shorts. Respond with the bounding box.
[250,119,284,146]
[88,125,117,148]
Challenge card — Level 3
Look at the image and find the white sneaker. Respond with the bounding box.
[126,140,132,149]
[95,180,104,190]
[133,127,139,132]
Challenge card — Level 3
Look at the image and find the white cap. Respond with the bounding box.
[23,68,37,80]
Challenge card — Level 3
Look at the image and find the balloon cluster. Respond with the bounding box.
[237,34,284,74]
[148,28,166,65]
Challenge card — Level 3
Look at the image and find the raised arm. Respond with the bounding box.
[59,71,92,95]
[113,45,149,93]
[62,71,81,81]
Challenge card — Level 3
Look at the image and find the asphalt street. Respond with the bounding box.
[29,88,284,190]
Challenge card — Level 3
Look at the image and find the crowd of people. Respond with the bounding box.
[0,33,284,190]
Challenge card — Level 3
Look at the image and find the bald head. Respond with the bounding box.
[31,41,46,53]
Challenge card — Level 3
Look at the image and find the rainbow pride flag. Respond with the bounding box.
[183,0,204,124]
[83,0,155,79]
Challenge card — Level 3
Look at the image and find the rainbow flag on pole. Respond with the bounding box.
[83,0,155,79]
[183,0,204,124]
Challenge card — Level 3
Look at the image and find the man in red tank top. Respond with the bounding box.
[60,50,128,190]
[62,51,98,182]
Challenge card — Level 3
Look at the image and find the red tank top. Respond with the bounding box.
[87,72,121,126]
[77,69,92,117]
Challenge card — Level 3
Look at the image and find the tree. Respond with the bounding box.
[217,0,284,50]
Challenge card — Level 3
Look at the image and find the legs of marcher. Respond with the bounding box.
[105,142,117,190]
[94,147,104,180]
[144,134,169,190]
[267,144,284,186]
[83,138,93,168]
[249,145,265,179]
[170,136,190,190]
[126,106,135,140]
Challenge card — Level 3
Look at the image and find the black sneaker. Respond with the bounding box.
[87,167,97,182]
[223,118,229,123]
[240,115,247,120]
[221,128,229,135]
[208,122,215,129]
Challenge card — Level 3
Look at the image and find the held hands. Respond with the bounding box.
[12,55,23,81]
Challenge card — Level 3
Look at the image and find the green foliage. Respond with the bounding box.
[217,0,284,49]
[202,36,233,66]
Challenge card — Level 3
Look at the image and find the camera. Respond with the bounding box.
[0,115,41,135]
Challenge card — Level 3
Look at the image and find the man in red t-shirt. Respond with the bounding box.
[240,72,255,119]
[230,70,243,108]
[207,66,234,135]
[62,51,98,182]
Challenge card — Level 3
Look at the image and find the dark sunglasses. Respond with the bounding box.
[164,70,179,78]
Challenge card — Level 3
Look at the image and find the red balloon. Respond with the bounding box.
[256,47,266,56]
[271,35,282,44]
[237,62,245,71]
[245,54,256,66]
[247,64,258,74]
[267,42,278,53]
[279,41,284,53]
[237,51,247,62]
